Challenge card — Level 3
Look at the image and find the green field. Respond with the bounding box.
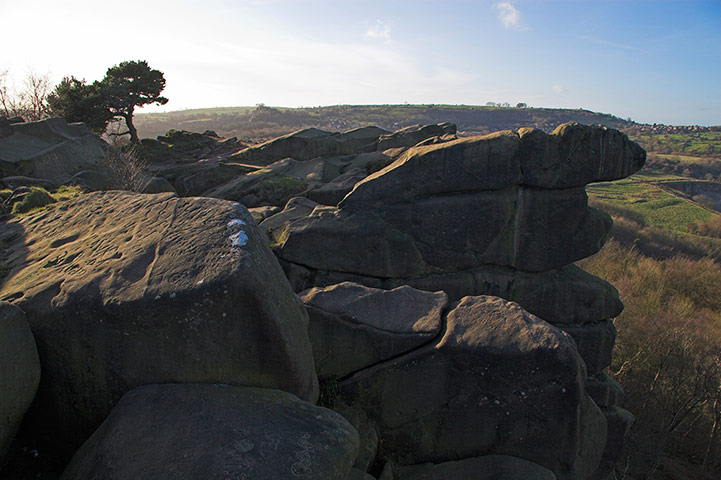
[628,130,721,157]
[587,177,715,234]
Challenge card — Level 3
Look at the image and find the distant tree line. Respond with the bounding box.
[485,101,528,108]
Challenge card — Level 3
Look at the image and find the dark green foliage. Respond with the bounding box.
[47,76,114,134]
[103,60,168,143]
[47,61,167,143]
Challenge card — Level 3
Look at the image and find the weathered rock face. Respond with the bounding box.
[301,282,447,380]
[202,157,316,207]
[138,128,248,165]
[61,384,358,480]
[335,295,605,480]
[274,124,642,279]
[0,191,318,450]
[263,123,644,478]
[228,126,391,165]
[376,122,457,150]
[0,117,107,184]
[0,302,40,464]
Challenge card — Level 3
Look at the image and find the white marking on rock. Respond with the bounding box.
[229,231,248,247]
[227,219,246,228]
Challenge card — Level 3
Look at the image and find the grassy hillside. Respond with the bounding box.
[134,104,631,141]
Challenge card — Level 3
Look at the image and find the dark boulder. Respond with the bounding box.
[0,191,318,450]
[61,384,358,480]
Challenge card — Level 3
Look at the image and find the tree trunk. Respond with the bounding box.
[123,109,138,144]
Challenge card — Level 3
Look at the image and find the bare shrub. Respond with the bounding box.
[101,146,151,192]
[578,241,721,479]
[689,215,721,239]
[0,69,52,121]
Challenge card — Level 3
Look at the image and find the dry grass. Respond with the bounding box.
[579,241,721,479]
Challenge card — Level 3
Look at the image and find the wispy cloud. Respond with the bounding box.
[553,85,569,95]
[577,35,636,50]
[365,20,392,43]
[493,2,527,31]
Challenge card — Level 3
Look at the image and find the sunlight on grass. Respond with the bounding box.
[587,179,714,233]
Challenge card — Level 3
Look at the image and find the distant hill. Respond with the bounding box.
[134,104,632,142]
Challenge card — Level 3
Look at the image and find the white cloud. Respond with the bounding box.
[493,2,525,31]
[553,85,569,95]
[365,20,392,42]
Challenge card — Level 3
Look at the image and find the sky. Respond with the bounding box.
[2,0,720,125]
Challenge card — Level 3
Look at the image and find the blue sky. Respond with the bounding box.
[2,0,720,125]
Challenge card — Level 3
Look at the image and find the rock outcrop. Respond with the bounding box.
[0,302,40,464]
[0,117,107,184]
[262,122,643,478]
[302,282,447,380]
[304,289,606,480]
[0,191,318,451]
[0,121,641,480]
[228,126,391,165]
[61,384,358,480]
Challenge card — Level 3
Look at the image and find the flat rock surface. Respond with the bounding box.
[0,117,108,184]
[61,384,359,480]
[0,191,318,448]
[301,282,447,379]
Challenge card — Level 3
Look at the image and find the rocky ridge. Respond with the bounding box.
[0,117,643,480]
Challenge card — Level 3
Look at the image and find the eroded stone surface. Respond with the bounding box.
[301,282,447,379]
[61,384,358,480]
[283,264,623,326]
[0,302,40,464]
[339,296,606,480]
[0,117,107,184]
[0,191,318,450]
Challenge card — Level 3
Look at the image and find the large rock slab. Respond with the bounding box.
[0,117,108,184]
[282,263,624,326]
[259,196,320,244]
[277,189,612,275]
[589,407,635,480]
[376,122,457,150]
[278,208,426,277]
[518,124,646,188]
[338,296,606,480]
[274,123,642,276]
[0,191,318,449]
[344,123,644,208]
[229,126,389,165]
[201,157,314,207]
[0,302,40,464]
[558,320,617,375]
[61,384,358,480]
[397,455,557,480]
[307,167,367,206]
[301,282,447,379]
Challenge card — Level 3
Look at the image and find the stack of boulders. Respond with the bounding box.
[266,122,645,478]
[0,122,643,480]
